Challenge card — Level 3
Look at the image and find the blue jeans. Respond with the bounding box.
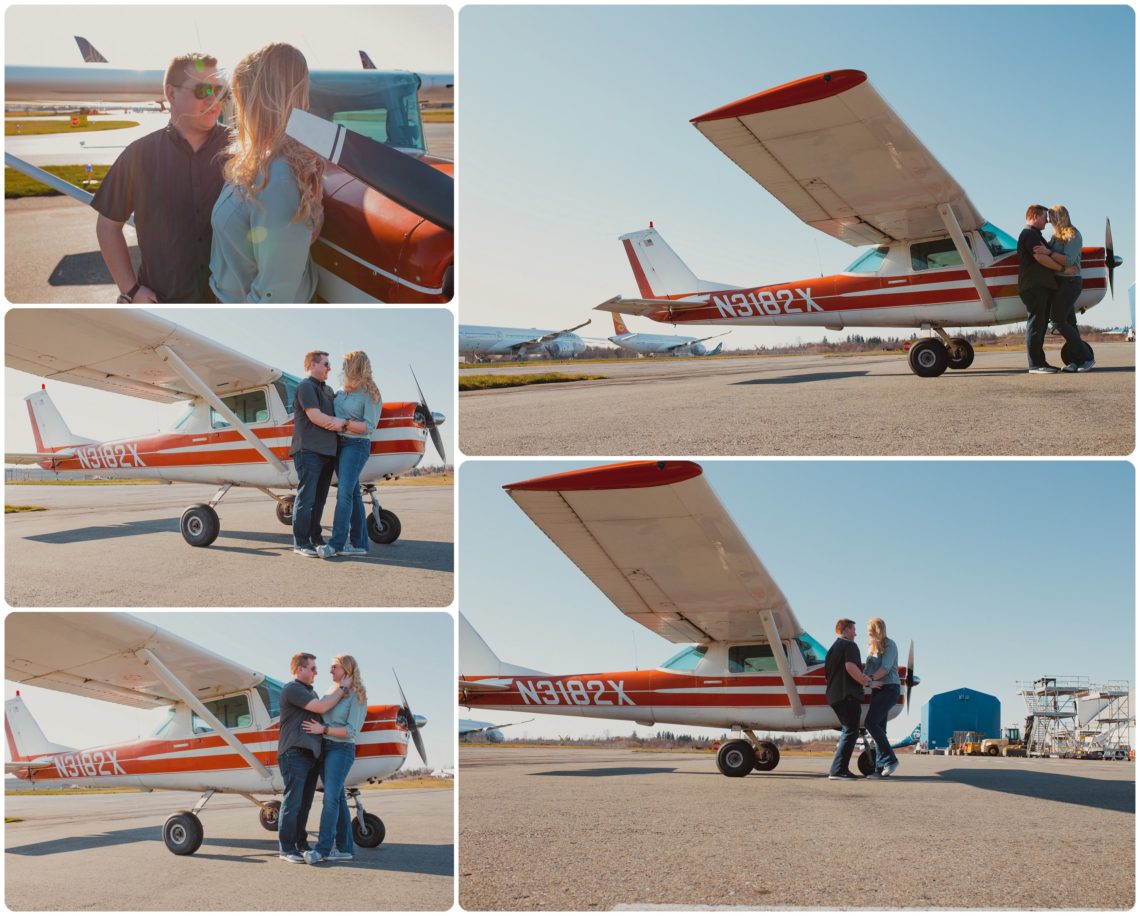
[828,695,863,776]
[315,739,356,857]
[278,748,319,854]
[329,437,370,552]
[1050,277,1092,364]
[1020,286,1053,368]
[865,684,901,771]
[293,450,336,548]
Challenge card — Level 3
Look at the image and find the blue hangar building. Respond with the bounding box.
[920,687,1000,750]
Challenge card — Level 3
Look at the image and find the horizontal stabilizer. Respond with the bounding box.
[595,295,710,318]
[4,450,75,466]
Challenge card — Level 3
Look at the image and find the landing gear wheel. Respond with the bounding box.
[947,337,975,370]
[163,811,204,855]
[180,504,220,547]
[908,339,949,377]
[259,800,281,831]
[367,509,401,545]
[716,739,755,777]
[352,813,386,847]
[857,749,876,776]
[1061,341,1093,367]
[275,497,294,526]
[753,740,780,772]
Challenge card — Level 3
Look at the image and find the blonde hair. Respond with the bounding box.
[224,43,324,228]
[866,617,888,658]
[342,350,381,403]
[334,653,368,707]
[1049,205,1077,243]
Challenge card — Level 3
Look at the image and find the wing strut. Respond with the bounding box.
[761,610,805,718]
[937,204,997,312]
[156,345,288,474]
[136,648,272,781]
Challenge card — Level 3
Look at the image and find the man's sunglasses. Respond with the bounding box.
[185,81,227,101]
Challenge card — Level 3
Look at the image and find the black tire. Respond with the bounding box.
[180,504,220,547]
[715,739,755,777]
[163,811,204,855]
[753,741,780,772]
[367,508,402,545]
[947,337,975,370]
[1061,341,1093,367]
[907,339,949,377]
[857,748,876,776]
[986,746,1000,757]
[275,498,294,526]
[259,800,280,831]
[353,813,386,847]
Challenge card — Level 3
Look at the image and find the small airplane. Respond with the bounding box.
[4,612,429,855]
[458,321,591,361]
[597,69,1123,377]
[4,309,446,548]
[608,313,727,357]
[459,460,918,778]
[459,717,534,743]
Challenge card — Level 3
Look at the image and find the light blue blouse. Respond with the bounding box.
[864,637,900,686]
[334,388,383,439]
[1048,229,1083,278]
[209,157,317,304]
[322,693,366,744]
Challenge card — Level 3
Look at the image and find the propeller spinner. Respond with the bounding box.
[410,365,446,464]
[393,668,428,765]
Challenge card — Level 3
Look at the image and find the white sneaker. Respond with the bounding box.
[293,547,318,558]
[342,546,368,556]
[881,761,899,777]
[303,850,324,865]
[1077,358,1096,372]
[316,545,338,559]
[327,849,354,860]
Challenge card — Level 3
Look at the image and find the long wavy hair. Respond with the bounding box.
[342,350,381,403]
[866,617,888,658]
[1049,205,1077,244]
[334,653,368,707]
[224,43,324,227]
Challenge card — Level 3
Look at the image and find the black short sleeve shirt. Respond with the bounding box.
[91,123,229,302]
[278,679,322,757]
[291,376,338,456]
[1017,226,1059,293]
[825,638,863,705]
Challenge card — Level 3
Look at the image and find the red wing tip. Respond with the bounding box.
[691,69,868,124]
[505,460,703,492]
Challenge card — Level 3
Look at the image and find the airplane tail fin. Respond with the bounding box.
[709,342,724,356]
[611,313,631,336]
[74,36,108,63]
[5,695,75,761]
[619,226,736,299]
[359,50,377,70]
[459,613,548,678]
[25,388,96,452]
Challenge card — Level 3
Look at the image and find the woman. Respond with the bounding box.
[209,43,324,303]
[1042,205,1095,372]
[301,654,367,864]
[318,352,382,559]
[863,617,900,777]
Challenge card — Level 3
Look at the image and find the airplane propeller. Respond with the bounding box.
[393,669,428,765]
[410,365,446,464]
[1105,218,1120,296]
[905,640,917,713]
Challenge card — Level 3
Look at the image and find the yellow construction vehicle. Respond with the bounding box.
[959,731,987,755]
[982,726,1026,757]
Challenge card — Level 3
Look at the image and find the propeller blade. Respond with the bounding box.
[409,365,446,464]
[1105,218,1116,297]
[906,640,916,714]
[393,668,428,765]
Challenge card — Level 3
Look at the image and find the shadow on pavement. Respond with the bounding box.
[534,767,678,777]
[23,518,178,543]
[6,825,156,856]
[933,767,1134,814]
[734,371,870,385]
[49,248,137,286]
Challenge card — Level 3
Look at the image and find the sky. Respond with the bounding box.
[4,611,456,769]
[4,5,453,72]
[4,308,455,465]
[459,5,1136,344]
[459,460,1136,744]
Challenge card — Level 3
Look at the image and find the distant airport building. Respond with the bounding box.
[920,687,1000,751]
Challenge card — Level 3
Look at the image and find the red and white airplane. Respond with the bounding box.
[597,69,1122,377]
[459,461,918,778]
[5,612,428,855]
[4,309,446,547]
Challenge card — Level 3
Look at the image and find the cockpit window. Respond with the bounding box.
[257,677,284,718]
[660,645,708,671]
[911,237,964,271]
[979,222,1018,256]
[191,693,252,734]
[844,246,889,273]
[151,707,177,737]
[728,644,776,673]
[308,72,425,151]
[172,402,196,431]
[210,389,269,429]
[274,374,301,418]
[795,633,827,667]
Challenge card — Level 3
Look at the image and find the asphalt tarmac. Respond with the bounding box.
[5,787,454,910]
[4,483,453,607]
[458,747,1135,910]
[459,343,1136,456]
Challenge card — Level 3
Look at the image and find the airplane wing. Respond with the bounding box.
[510,320,592,354]
[6,309,281,403]
[504,461,802,644]
[691,69,985,246]
[665,331,730,352]
[6,612,266,708]
[4,450,75,466]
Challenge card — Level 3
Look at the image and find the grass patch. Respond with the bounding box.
[390,473,454,487]
[421,110,454,123]
[5,504,46,513]
[367,778,453,790]
[6,119,138,136]
[460,373,606,391]
[5,817,24,823]
[6,164,110,199]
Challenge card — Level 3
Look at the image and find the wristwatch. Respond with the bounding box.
[116,282,141,304]
[323,725,329,735]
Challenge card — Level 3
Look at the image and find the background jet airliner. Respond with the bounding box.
[608,312,727,356]
[459,717,534,743]
[459,321,590,361]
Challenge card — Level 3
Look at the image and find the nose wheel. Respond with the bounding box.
[363,484,402,544]
[347,787,386,847]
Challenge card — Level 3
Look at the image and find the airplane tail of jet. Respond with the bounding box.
[74,36,109,63]
[611,313,631,336]
[619,226,736,299]
[5,695,75,761]
[709,342,724,356]
[359,50,377,70]
[24,388,97,452]
[459,613,549,679]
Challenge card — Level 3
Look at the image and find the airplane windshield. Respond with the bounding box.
[795,633,828,667]
[151,707,177,737]
[660,645,708,671]
[172,402,196,430]
[309,72,425,152]
[257,677,284,718]
[979,222,1018,256]
[844,246,889,273]
[274,374,301,417]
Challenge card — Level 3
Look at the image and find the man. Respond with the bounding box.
[824,618,871,781]
[291,351,366,557]
[277,653,354,863]
[92,53,229,303]
[1017,204,1065,373]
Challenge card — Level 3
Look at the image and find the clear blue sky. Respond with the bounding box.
[459,5,1136,344]
[4,308,454,465]
[459,460,1135,743]
[4,612,455,770]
